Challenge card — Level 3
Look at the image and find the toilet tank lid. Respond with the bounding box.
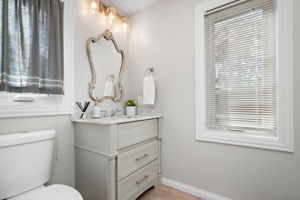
[0,130,56,148]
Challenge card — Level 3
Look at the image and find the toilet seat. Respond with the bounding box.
[8,184,83,200]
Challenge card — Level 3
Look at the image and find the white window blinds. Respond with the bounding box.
[205,0,277,133]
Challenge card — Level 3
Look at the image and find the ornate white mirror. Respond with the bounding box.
[86,29,125,103]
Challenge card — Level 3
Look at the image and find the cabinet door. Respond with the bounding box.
[118,119,157,149]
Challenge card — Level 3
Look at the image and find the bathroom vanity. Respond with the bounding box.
[72,115,162,200]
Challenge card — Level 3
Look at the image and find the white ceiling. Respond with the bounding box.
[110,0,160,15]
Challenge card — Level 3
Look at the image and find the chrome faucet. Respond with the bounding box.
[101,110,108,118]
[111,109,122,117]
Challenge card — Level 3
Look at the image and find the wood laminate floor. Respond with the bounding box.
[137,185,203,200]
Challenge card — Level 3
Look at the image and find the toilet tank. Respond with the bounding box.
[0,130,56,199]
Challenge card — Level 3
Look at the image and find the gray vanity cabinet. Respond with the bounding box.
[74,118,162,200]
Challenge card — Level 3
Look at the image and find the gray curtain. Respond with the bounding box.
[0,0,64,95]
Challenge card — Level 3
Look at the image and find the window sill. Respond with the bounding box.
[0,104,73,118]
[196,130,293,152]
[0,110,73,118]
[0,95,73,118]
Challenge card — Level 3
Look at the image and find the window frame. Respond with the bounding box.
[0,0,75,118]
[195,0,294,152]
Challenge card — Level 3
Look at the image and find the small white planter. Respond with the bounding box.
[126,106,136,117]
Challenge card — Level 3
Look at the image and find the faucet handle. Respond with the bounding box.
[101,110,108,117]
[111,109,117,117]
[116,109,123,116]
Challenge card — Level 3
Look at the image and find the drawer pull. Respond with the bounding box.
[136,175,149,185]
[135,154,149,161]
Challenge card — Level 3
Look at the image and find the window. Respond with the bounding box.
[206,0,277,134]
[0,0,74,117]
[0,0,64,94]
[195,0,293,151]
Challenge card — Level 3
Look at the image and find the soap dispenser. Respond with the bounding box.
[92,101,101,118]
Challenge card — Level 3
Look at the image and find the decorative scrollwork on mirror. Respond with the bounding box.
[86,29,125,103]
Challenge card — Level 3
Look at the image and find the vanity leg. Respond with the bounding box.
[107,158,117,200]
[158,118,163,185]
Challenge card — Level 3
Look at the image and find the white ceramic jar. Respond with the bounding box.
[126,106,136,117]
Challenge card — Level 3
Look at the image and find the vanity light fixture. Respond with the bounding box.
[88,0,129,32]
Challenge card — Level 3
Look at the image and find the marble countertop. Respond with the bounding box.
[71,114,162,125]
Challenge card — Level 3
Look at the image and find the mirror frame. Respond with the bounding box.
[86,29,125,103]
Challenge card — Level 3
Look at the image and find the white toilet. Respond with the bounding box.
[0,130,83,200]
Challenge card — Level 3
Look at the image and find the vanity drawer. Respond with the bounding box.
[118,160,158,200]
[118,140,158,181]
[117,119,157,149]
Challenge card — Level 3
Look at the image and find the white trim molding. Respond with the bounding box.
[195,0,294,152]
[0,0,75,118]
[162,178,231,200]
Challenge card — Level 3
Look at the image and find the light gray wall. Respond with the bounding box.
[0,115,75,187]
[128,0,300,199]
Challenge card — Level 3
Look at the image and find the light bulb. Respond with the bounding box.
[122,17,129,32]
[109,13,114,20]
[109,13,114,24]
[90,0,98,9]
[106,7,116,24]
[123,23,128,32]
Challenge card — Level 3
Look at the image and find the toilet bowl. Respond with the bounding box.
[0,130,83,200]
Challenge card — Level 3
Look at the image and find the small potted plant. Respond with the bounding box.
[125,99,136,117]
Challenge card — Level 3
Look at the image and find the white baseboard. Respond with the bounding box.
[162,178,231,200]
